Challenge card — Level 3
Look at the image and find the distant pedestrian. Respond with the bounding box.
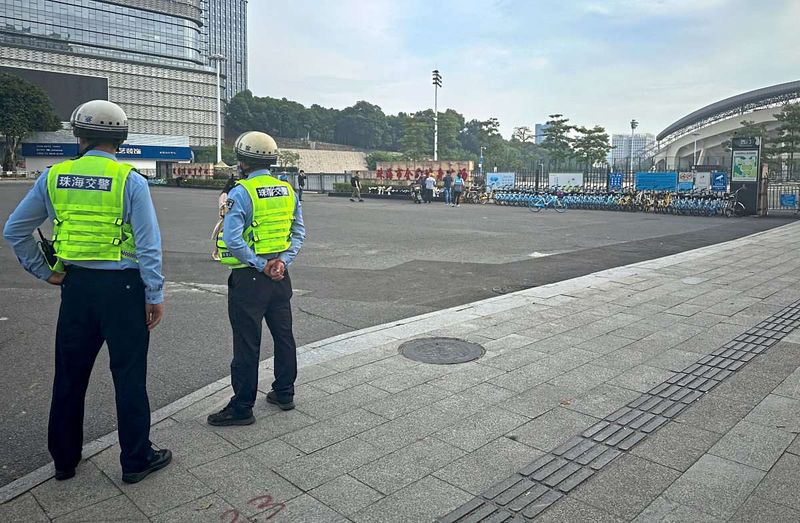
[453,172,465,206]
[415,169,424,190]
[297,170,306,201]
[424,172,436,203]
[350,173,363,202]
[443,170,453,205]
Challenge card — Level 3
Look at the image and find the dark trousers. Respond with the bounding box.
[298,187,303,201]
[228,268,297,410]
[454,191,462,204]
[50,268,153,473]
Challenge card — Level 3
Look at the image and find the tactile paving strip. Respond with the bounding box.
[438,299,800,522]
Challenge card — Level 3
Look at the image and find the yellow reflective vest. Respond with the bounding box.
[217,174,296,268]
[46,155,137,264]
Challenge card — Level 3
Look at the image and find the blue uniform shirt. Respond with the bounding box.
[2,150,165,304]
[223,169,305,272]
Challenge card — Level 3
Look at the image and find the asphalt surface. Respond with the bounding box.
[0,183,792,486]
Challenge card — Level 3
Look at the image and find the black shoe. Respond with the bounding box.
[266,391,295,411]
[359,199,364,202]
[207,404,255,426]
[121,449,172,484]
[55,468,75,481]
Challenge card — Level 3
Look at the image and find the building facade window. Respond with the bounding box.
[201,0,247,99]
[0,0,206,68]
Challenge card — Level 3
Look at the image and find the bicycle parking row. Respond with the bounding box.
[487,185,747,216]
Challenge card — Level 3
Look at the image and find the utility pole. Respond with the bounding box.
[209,54,227,164]
[432,69,442,161]
[629,119,639,174]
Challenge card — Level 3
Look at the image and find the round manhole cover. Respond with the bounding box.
[399,337,485,365]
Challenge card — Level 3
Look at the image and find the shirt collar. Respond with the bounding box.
[247,169,271,179]
[85,150,117,161]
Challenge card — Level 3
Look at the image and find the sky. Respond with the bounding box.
[247,0,799,139]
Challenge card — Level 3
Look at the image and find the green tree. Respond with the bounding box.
[541,114,574,169]
[277,150,301,170]
[572,125,611,168]
[306,103,337,142]
[381,114,404,151]
[191,145,236,165]
[400,114,431,160]
[225,89,256,136]
[0,73,61,171]
[365,151,403,170]
[766,103,800,179]
[511,126,534,143]
[437,109,466,159]
[334,101,388,149]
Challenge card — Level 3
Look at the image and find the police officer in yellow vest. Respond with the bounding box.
[3,100,171,483]
[208,131,306,426]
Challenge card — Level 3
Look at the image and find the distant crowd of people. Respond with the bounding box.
[349,167,471,206]
[376,166,470,183]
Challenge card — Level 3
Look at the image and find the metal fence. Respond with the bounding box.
[287,172,351,192]
[508,169,638,191]
[765,182,800,215]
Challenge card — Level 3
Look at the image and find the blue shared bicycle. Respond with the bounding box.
[528,191,566,213]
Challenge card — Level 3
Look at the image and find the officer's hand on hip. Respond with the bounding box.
[264,259,285,281]
[145,303,165,331]
[46,272,66,286]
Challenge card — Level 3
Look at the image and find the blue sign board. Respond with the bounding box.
[780,194,797,208]
[711,171,727,192]
[635,172,678,191]
[22,143,78,157]
[486,172,516,189]
[608,173,623,191]
[118,145,193,160]
[22,143,192,161]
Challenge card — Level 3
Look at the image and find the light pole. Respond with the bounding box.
[629,119,638,174]
[209,54,226,164]
[479,145,485,177]
[691,132,701,169]
[432,69,442,161]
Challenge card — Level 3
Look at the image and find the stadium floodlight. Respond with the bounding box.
[629,119,639,173]
[432,70,442,160]
[432,69,442,87]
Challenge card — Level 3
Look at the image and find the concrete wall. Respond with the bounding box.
[282,148,367,174]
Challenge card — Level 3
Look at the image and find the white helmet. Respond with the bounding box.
[234,131,278,163]
[70,100,128,141]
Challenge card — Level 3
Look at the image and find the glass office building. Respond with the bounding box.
[611,133,656,172]
[202,0,248,99]
[0,0,219,145]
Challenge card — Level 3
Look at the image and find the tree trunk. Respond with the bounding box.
[3,135,18,172]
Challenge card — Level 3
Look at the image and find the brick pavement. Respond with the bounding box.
[2,222,800,522]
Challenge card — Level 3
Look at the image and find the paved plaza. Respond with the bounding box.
[1,185,787,486]
[2,218,800,522]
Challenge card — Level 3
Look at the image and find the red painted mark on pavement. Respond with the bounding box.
[220,494,286,522]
